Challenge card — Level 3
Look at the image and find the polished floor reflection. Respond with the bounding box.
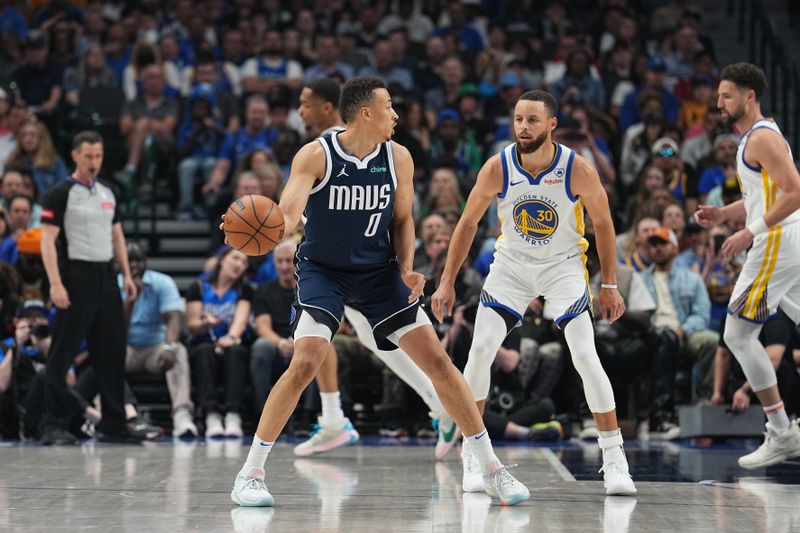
[0,438,798,532]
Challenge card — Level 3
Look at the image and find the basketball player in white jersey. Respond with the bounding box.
[290,78,459,460]
[432,90,636,496]
[695,62,800,468]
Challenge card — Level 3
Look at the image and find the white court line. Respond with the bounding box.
[539,448,576,482]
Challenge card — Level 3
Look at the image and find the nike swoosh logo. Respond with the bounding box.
[258,442,273,447]
[509,179,525,186]
[474,430,487,440]
[442,422,457,443]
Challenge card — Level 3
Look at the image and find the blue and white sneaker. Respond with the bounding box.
[432,412,459,460]
[231,467,275,507]
[293,417,359,457]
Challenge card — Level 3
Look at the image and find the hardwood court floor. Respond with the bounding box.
[0,438,798,532]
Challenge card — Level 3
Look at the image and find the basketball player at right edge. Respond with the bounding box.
[432,90,637,496]
[696,63,800,468]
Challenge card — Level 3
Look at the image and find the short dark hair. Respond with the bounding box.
[306,78,340,107]
[2,164,31,179]
[72,130,103,150]
[721,62,767,101]
[518,90,558,117]
[339,76,386,123]
[8,194,33,211]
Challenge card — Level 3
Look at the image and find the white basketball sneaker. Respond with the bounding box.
[739,420,800,470]
[293,417,359,457]
[432,412,459,460]
[600,455,637,496]
[231,467,274,507]
[461,449,484,493]
[483,465,530,506]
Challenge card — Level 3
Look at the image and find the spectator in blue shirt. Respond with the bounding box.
[434,2,484,54]
[203,96,278,195]
[176,84,225,220]
[697,134,738,202]
[551,49,606,112]
[0,2,28,39]
[619,58,679,133]
[120,243,198,438]
[0,196,32,264]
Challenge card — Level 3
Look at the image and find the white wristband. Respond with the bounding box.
[747,217,769,237]
[601,283,618,289]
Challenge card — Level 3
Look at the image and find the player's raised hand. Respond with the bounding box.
[694,205,726,228]
[431,284,455,323]
[401,270,426,303]
[598,286,625,323]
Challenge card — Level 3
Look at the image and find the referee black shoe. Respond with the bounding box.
[96,426,149,444]
[41,426,78,446]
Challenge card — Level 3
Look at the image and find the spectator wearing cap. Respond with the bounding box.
[678,75,714,131]
[121,243,198,438]
[620,92,667,188]
[640,227,719,401]
[550,49,606,112]
[0,1,28,40]
[456,83,492,148]
[176,84,225,221]
[427,108,482,185]
[303,35,354,84]
[484,71,525,145]
[705,171,742,209]
[358,39,413,91]
[618,57,679,133]
[651,137,698,212]
[118,63,179,184]
[241,30,304,97]
[697,134,739,203]
[0,200,34,263]
[12,31,62,119]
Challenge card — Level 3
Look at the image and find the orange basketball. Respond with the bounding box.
[224,195,285,256]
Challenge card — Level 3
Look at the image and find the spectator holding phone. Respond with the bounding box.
[701,225,741,331]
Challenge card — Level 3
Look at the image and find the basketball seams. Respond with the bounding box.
[225,195,284,254]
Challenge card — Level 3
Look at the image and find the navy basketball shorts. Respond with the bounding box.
[293,260,423,349]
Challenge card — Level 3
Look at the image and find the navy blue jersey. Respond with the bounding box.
[298,130,398,270]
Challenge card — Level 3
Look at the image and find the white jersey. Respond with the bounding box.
[737,118,800,228]
[495,142,587,261]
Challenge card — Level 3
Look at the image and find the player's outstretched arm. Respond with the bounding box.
[430,154,502,322]
[570,155,624,323]
[391,142,425,302]
[279,141,326,236]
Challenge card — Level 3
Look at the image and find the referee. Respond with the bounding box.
[39,131,146,444]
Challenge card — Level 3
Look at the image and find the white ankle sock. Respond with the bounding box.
[464,430,502,475]
[320,392,345,426]
[764,401,790,433]
[242,435,273,472]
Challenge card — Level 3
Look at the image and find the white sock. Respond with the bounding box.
[598,428,625,464]
[242,435,273,473]
[465,430,502,475]
[764,401,791,433]
[320,392,345,426]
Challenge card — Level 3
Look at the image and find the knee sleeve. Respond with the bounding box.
[723,316,777,392]
[564,312,616,413]
[464,304,511,401]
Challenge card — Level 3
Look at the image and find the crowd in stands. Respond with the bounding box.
[1,0,800,442]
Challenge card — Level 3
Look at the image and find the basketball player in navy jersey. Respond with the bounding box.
[292,78,459,460]
[432,90,636,496]
[231,77,529,507]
